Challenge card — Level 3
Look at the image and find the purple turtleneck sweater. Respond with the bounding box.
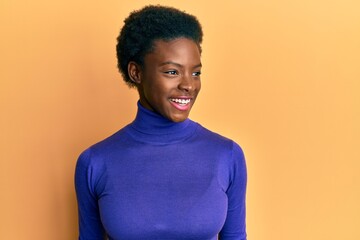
[75,102,247,240]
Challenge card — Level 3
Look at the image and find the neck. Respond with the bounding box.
[127,101,198,144]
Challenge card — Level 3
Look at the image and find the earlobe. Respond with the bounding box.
[128,61,142,84]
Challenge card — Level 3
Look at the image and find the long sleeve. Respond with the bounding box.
[219,142,247,240]
[74,149,106,240]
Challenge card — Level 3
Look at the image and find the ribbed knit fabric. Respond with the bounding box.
[75,102,247,240]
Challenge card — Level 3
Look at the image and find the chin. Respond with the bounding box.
[172,118,187,123]
[169,114,189,123]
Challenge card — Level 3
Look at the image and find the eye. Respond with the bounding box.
[192,71,201,76]
[164,70,178,75]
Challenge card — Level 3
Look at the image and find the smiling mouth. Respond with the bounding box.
[169,98,191,106]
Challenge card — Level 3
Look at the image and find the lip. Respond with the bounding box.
[169,96,193,111]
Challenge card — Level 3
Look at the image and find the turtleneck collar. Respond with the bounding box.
[127,101,199,144]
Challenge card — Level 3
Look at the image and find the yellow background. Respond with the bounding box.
[1,0,359,239]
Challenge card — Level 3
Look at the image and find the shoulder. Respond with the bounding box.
[75,126,132,195]
[191,121,246,164]
[76,125,132,169]
[193,122,247,190]
[194,122,243,151]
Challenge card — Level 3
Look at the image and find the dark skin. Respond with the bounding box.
[128,37,202,122]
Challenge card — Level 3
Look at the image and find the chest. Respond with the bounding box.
[97,147,230,239]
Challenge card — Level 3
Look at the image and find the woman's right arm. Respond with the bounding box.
[75,149,107,240]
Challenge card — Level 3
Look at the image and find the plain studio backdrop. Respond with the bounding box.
[0,0,359,239]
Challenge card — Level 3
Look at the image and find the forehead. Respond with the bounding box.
[144,38,201,64]
[152,37,200,51]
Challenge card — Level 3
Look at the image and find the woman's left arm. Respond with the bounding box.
[219,142,247,240]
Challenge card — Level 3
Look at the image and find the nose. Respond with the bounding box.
[178,74,195,92]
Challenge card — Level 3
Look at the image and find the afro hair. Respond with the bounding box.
[116,5,203,87]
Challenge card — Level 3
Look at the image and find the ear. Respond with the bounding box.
[128,61,142,84]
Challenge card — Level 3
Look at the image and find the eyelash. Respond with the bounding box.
[164,71,201,76]
[165,70,178,75]
[192,71,201,76]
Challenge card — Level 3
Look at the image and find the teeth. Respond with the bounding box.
[170,98,191,105]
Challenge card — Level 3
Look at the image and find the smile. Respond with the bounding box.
[170,98,191,106]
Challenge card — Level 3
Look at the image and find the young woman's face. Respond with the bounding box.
[134,37,202,122]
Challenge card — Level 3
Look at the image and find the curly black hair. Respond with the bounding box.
[116,5,203,87]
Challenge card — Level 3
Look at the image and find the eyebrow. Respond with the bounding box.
[159,61,202,68]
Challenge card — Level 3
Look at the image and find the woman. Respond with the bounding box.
[75,5,247,240]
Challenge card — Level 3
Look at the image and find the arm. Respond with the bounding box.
[219,142,247,240]
[75,149,107,240]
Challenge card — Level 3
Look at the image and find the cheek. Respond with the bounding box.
[144,79,170,100]
[196,81,201,93]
